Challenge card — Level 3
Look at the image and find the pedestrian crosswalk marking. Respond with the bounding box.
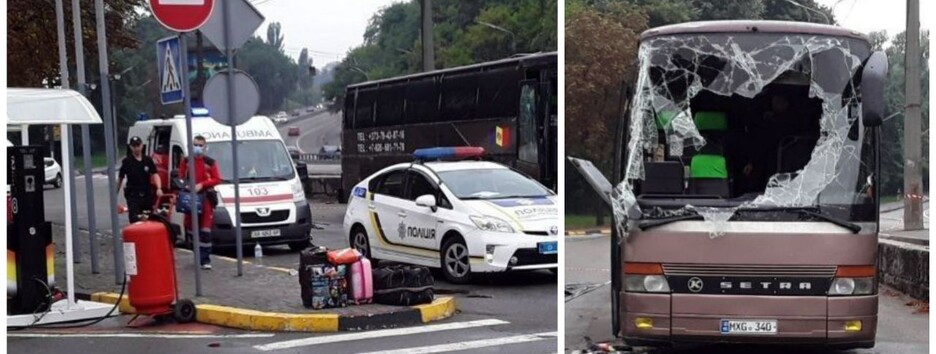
[253,319,509,351]
[161,45,181,93]
[357,331,557,354]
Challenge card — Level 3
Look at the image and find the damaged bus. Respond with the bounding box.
[571,21,888,349]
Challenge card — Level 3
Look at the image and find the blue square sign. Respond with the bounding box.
[157,36,184,105]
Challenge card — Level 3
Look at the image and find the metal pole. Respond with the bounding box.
[181,33,204,296]
[73,0,98,272]
[421,0,434,71]
[903,0,923,230]
[93,0,124,284]
[55,0,77,309]
[222,0,245,275]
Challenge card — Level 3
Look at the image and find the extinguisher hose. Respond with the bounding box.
[7,274,128,330]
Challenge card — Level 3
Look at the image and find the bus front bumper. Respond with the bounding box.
[620,293,877,348]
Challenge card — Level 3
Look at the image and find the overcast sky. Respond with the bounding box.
[815,0,931,38]
[249,0,403,65]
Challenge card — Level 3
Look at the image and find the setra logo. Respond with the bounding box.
[687,277,704,293]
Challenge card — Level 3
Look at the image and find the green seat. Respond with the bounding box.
[690,154,727,179]
[694,111,727,131]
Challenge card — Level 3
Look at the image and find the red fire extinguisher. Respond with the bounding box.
[122,195,195,322]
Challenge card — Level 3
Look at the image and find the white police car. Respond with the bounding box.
[343,147,559,283]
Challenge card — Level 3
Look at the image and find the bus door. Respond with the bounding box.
[517,80,540,179]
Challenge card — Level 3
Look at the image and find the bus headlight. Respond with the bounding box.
[829,278,874,295]
[624,275,670,293]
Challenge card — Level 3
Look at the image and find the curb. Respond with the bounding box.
[880,232,929,247]
[88,292,457,332]
[565,228,610,236]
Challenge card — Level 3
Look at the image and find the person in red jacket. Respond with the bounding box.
[178,135,222,269]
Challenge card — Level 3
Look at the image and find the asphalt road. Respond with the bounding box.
[35,171,558,353]
[277,109,342,155]
[564,233,930,354]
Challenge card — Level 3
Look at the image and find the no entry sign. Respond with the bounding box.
[149,0,215,32]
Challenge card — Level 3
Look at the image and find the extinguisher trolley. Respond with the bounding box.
[122,195,196,323]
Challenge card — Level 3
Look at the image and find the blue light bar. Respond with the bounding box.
[192,107,210,117]
[413,147,485,161]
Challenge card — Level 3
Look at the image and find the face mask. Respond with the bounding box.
[193,146,204,156]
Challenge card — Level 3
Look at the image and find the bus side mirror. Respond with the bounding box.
[861,51,888,127]
[296,162,309,182]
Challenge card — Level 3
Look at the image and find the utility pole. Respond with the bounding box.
[421,0,434,72]
[903,0,923,230]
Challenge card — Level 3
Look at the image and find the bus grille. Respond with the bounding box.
[662,264,837,278]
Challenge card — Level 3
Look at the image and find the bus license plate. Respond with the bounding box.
[251,229,281,238]
[538,242,558,255]
[720,320,777,334]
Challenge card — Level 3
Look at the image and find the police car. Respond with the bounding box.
[343,147,559,283]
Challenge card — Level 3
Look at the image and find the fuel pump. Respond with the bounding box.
[7,145,54,315]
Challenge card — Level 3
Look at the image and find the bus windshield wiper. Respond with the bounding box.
[638,213,704,231]
[740,207,861,234]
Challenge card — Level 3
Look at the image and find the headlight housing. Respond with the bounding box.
[470,215,515,233]
[828,277,874,295]
[624,275,670,293]
[292,181,307,205]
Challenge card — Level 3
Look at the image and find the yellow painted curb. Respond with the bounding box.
[91,292,456,332]
[414,296,457,323]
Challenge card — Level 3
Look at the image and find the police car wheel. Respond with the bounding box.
[350,227,376,264]
[441,237,473,284]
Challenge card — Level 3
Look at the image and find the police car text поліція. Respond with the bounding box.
[127,109,313,251]
[343,147,559,283]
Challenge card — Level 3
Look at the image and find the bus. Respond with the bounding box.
[571,21,887,349]
[341,52,557,201]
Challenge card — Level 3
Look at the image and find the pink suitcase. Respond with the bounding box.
[349,257,373,304]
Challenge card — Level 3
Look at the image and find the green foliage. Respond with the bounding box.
[323,0,557,110]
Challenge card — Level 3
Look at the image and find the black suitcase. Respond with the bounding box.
[372,265,435,306]
[299,246,329,308]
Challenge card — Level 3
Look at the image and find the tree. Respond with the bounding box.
[762,0,835,24]
[266,22,285,52]
[7,0,144,87]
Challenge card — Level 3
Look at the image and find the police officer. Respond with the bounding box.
[117,136,163,223]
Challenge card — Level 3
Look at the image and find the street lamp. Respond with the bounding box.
[476,20,516,55]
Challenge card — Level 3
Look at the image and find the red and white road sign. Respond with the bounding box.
[149,0,215,32]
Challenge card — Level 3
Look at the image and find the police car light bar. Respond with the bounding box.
[412,147,485,161]
[192,107,210,117]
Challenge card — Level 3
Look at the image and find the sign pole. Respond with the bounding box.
[221,0,246,276]
[180,32,204,296]
[72,0,99,272]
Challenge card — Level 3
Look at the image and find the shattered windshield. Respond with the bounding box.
[616,32,877,237]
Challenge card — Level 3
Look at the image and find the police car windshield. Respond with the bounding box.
[205,140,295,182]
[437,169,551,200]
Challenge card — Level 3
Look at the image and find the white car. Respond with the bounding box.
[44,157,62,189]
[274,112,289,124]
[343,148,559,283]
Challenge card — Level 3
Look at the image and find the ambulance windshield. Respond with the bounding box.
[206,140,296,182]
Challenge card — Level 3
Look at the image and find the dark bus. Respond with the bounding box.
[341,52,557,200]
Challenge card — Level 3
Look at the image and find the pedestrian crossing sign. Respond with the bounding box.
[157,36,184,105]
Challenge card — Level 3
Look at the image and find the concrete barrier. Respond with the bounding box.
[877,239,929,301]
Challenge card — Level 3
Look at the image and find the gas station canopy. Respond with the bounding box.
[7,88,103,126]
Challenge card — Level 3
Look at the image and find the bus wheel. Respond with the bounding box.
[441,237,473,284]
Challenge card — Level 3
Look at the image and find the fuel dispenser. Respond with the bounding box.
[7,145,55,315]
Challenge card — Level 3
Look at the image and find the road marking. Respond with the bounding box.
[357,331,557,354]
[8,332,275,339]
[253,319,509,351]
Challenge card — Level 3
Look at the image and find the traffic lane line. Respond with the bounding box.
[8,332,275,339]
[252,319,509,351]
[356,331,557,354]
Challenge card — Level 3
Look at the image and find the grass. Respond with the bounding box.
[72,153,110,171]
[566,214,611,231]
[880,195,901,205]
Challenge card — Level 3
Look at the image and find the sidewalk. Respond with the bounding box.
[51,224,456,332]
[880,228,930,246]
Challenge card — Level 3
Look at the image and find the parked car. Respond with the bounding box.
[287,146,302,161]
[44,157,62,189]
[288,126,300,136]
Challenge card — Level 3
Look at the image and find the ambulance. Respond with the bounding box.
[127,110,314,251]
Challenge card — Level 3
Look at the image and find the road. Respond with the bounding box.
[35,168,558,353]
[564,230,930,353]
[880,200,929,232]
[277,109,342,155]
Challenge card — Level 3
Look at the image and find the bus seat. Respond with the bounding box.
[641,161,684,195]
[689,154,730,198]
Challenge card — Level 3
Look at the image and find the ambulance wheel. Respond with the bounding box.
[441,237,473,284]
[174,299,196,323]
[350,225,378,265]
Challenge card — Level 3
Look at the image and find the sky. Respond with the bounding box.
[248,0,403,65]
[815,0,932,38]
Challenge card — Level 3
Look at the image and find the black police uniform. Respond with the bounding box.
[120,154,159,223]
